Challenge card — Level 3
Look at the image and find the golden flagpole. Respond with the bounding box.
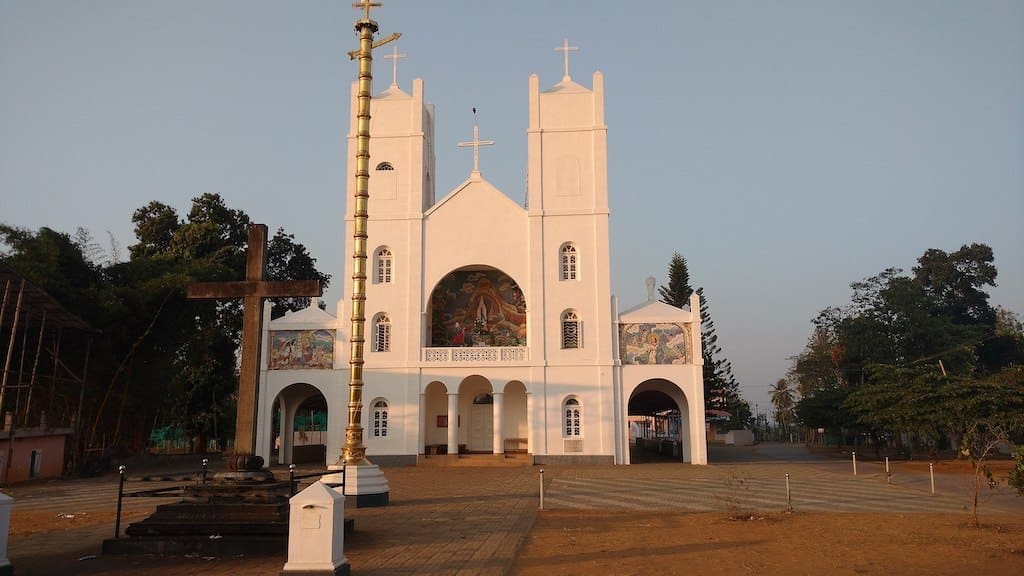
[341,0,399,474]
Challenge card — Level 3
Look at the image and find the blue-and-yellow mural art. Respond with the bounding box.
[268,329,335,370]
[619,323,690,365]
[430,269,527,347]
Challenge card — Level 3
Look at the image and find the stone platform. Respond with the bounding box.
[103,474,294,555]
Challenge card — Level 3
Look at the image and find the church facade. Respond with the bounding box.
[254,63,708,466]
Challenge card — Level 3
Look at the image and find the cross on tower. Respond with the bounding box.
[457,108,495,176]
[383,44,406,87]
[353,0,382,22]
[555,37,579,79]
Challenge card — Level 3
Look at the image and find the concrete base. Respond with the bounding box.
[322,463,389,508]
[103,475,292,556]
[280,564,350,576]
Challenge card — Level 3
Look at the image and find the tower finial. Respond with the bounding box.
[457,107,495,176]
[555,37,579,80]
[353,0,381,23]
[383,44,406,87]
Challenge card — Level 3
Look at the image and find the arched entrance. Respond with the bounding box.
[459,375,494,452]
[422,381,449,454]
[271,383,328,465]
[502,380,529,454]
[628,379,692,463]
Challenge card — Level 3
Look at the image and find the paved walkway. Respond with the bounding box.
[4,444,1021,575]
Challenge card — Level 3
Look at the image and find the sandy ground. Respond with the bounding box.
[509,510,1024,576]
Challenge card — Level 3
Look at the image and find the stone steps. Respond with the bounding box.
[417,453,533,467]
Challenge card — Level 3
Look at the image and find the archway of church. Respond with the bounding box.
[501,380,529,454]
[459,375,494,452]
[422,380,448,454]
[270,383,328,465]
[627,379,693,463]
[426,266,528,348]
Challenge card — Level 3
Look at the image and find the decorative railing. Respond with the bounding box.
[422,347,528,363]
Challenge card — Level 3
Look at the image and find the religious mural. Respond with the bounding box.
[619,323,690,365]
[268,329,335,370]
[429,269,527,347]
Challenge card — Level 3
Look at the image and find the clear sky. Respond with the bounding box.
[2,1,1022,414]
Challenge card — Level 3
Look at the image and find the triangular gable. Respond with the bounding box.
[544,77,589,94]
[618,299,694,324]
[426,174,525,219]
[271,302,337,329]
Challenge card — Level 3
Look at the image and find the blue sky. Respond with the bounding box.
[2,1,1021,413]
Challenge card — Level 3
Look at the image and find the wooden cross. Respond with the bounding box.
[555,37,578,79]
[187,224,321,460]
[457,108,494,175]
[353,0,382,22]
[383,44,406,87]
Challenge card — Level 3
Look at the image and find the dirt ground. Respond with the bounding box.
[509,510,1024,576]
[7,450,1023,575]
[509,456,1024,576]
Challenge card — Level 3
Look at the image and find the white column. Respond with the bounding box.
[276,395,286,464]
[446,392,459,455]
[492,392,504,455]
[526,392,534,454]
[418,393,426,455]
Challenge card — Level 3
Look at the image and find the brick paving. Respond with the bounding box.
[4,444,1022,575]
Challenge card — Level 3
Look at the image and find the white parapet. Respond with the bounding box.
[281,481,349,576]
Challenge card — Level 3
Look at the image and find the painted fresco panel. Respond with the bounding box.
[268,329,335,370]
[619,323,690,365]
[430,269,527,347]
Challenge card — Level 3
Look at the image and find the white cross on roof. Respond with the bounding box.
[382,44,406,87]
[457,108,495,176]
[555,37,579,80]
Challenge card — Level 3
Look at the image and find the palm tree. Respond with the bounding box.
[770,378,796,439]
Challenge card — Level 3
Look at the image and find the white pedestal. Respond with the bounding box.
[280,482,349,576]
[0,493,12,576]
[322,463,390,508]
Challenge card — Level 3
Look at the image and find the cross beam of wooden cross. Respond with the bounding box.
[187,224,321,460]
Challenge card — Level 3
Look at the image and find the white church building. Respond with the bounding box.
[254,57,708,467]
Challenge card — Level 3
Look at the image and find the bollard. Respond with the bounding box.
[201,458,209,484]
[114,465,126,538]
[929,462,935,494]
[289,463,297,496]
[785,473,792,512]
[885,456,891,484]
[852,451,857,476]
[538,469,545,510]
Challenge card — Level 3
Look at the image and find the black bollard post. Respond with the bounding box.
[114,465,126,538]
[289,464,296,496]
[201,458,209,484]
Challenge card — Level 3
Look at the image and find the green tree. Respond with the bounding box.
[790,243,1015,456]
[658,253,750,427]
[1,193,331,457]
[658,252,693,307]
[769,378,796,435]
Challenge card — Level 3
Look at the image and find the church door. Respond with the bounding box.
[470,395,494,452]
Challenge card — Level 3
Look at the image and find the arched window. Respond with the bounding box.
[372,400,389,438]
[560,243,578,281]
[376,247,393,284]
[375,162,394,171]
[563,397,582,437]
[561,310,581,349]
[373,314,391,352]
